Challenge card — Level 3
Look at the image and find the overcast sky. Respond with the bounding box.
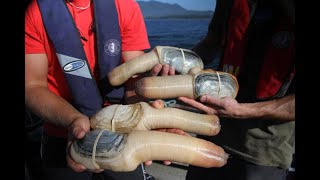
[137,0,216,11]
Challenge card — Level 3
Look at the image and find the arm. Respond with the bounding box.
[236,94,295,121]
[178,94,295,122]
[25,54,93,172]
[25,54,89,129]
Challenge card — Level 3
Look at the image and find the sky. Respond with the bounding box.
[137,0,216,11]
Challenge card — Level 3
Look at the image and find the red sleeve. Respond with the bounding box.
[25,0,46,54]
[116,0,150,51]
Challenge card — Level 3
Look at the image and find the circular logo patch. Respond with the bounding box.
[104,39,120,56]
[271,31,293,49]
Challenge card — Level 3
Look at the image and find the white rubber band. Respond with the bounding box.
[110,105,121,132]
[180,48,186,73]
[111,115,115,132]
[92,129,106,169]
[216,71,221,98]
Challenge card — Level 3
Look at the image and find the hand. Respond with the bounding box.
[150,64,175,76]
[178,95,241,118]
[144,99,191,166]
[66,115,104,173]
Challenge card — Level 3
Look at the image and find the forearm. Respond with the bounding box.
[25,86,86,128]
[240,94,295,121]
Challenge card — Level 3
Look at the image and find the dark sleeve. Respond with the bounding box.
[207,0,234,46]
[286,75,295,95]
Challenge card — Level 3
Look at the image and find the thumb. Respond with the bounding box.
[73,127,87,139]
[199,95,208,103]
[150,99,165,109]
[70,116,90,140]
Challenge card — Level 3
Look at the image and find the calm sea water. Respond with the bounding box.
[145,18,219,69]
[145,18,211,50]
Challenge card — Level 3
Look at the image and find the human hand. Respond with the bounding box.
[66,115,104,173]
[178,95,241,118]
[144,99,191,166]
[150,64,175,76]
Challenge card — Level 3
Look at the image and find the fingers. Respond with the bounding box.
[89,169,104,173]
[67,116,94,173]
[178,97,200,105]
[160,64,170,76]
[199,95,222,107]
[70,130,228,172]
[150,64,163,76]
[144,161,153,166]
[66,141,87,173]
[69,116,91,139]
[168,66,175,75]
[178,96,217,115]
[72,126,87,139]
[155,128,192,137]
[150,99,165,109]
[67,153,87,173]
[145,158,172,166]
[164,128,192,137]
[150,64,175,76]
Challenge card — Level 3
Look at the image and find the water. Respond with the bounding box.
[145,18,211,50]
[145,18,219,69]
